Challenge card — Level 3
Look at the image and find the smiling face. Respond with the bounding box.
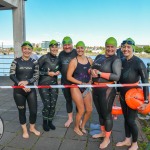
[121,43,133,58]
[105,44,116,57]
[63,44,73,53]
[76,46,85,56]
[50,45,59,56]
[22,45,33,58]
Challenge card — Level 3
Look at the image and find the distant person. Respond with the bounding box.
[38,40,60,131]
[116,38,149,150]
[90,37,122,149]
[10,41,40,138]
[67,41,93,135]
[58,36,77,127]
[116,47,124,59]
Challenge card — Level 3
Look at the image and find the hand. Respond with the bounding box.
[91,69,99,78]
[23,88,31,93]
[137,104,147,111]
[18,81,28,86]
[48,72,56,77]
[55,71,60,76]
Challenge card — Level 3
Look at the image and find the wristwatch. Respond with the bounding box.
[144,99,149,104]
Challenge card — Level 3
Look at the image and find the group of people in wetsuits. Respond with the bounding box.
[9,36,149,150]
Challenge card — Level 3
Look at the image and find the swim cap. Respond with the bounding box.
[76,41,85,49]
[105,37,117,47]
[122,38,135,51]
[49,40,58,47]
[21,41,33,49]
[62,36,72,45]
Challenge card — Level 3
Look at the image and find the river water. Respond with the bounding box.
[0,54,150,77]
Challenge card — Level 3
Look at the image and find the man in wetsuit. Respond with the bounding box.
[116,38,149,150]
[90,37,122,149]
[58,36,77,127]
[38,40,60,131]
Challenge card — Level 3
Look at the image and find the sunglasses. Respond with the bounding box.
[122,40,135,46]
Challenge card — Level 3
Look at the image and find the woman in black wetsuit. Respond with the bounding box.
[38,40,60,131]
[90,37,122,149]
[10,41,40,138]
[116,38,149,150]
[67,41,93,136]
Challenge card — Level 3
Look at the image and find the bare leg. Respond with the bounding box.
[80,92,93,134]
[21,124,29,138]
[71,88,84,136]
[29,124,40,136]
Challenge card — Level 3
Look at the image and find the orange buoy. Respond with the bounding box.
[125,88,150,114]
[112,106,123,115]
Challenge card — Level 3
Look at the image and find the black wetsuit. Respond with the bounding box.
[58,49,77,113]
[38,53,59,121]
[73,57,91,94]
[10,57,39,124]
[92,54,121,132]
[119,55,149,142]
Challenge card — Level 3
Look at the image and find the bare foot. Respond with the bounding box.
[99,139,110,149]
[30,128,41,136]
[74,128,83,136]
[92,132,105,138]
[22,132,29,139]
[64,119,73,128]
[116,141,131,147]
[81,128,87,134]
[128,144,138,150]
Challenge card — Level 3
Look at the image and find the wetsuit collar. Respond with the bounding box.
[126,55,135,62]
[48,52,57,58]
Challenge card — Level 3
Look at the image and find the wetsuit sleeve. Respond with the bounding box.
[138,60,149,101]
[58,54,62,72]
[38,55,49,76]
[101,58,122,81]
[10,59,19,85]
[28,60,39,84]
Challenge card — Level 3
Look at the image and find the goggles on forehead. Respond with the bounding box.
[122,40,135,46]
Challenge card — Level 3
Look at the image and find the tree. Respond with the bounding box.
[143,46,150,53]
[135,46,143,53]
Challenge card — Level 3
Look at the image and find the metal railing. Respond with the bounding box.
[0,57,14,76]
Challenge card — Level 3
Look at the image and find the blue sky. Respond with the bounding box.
[0,0,150,46]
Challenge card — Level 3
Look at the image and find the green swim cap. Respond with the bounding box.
[76,41,85,49]
[49,40,58,47]
[122,38,135,51]
[62,36,72,45]
[21,41,33,49]
[105,37,117,47]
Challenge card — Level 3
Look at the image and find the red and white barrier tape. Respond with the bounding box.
[0,83,150,89]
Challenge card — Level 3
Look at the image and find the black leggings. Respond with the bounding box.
[39,88,58,121]
[92,87,116,132]
[62,88,73,113]
[13,88,37,124]
[120,94,138,142]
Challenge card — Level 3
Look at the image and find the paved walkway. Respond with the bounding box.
[0,77,148,150]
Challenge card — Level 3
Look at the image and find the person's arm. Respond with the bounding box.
[38,55,49,76]
[10,59,19,85]
[67,59,82,84]
[138,60,149,102]
[27,60,39,84]
[100,58,122,81]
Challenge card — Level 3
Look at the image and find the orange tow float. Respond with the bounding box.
[125,88,150,115]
